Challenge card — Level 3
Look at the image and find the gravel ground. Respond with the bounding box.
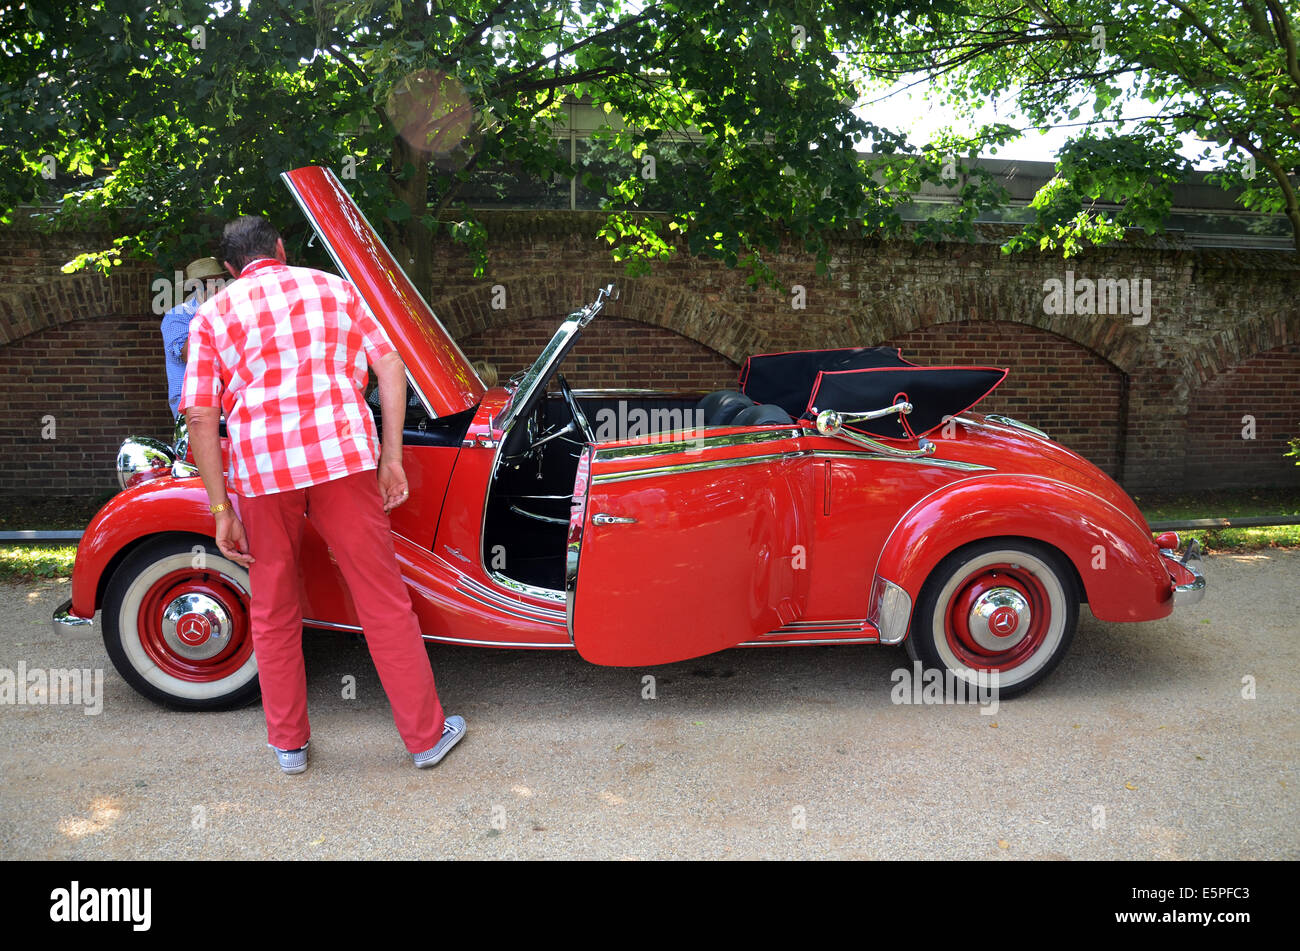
[1,551,1296,860]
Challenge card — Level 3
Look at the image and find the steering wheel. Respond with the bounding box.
[556,373,596,445]
[508,374,591,462]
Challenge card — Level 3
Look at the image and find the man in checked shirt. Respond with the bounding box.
[180,215,465,774]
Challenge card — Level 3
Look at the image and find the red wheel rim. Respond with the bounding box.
[135,568,252,682]
[943,562,1051,672]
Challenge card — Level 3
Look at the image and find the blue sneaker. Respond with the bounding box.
[413,715,465,768]
[269,741,309,774]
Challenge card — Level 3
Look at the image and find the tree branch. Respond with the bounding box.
[1263,0,1300,92]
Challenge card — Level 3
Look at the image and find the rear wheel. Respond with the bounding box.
[101,536,259,710]
[905,539,1078,699]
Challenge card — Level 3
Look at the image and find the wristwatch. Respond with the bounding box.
[210,502,231,515]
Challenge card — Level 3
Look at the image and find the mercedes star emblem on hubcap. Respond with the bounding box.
[176,612,212,646]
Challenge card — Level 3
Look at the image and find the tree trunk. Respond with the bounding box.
[390,134,434,298]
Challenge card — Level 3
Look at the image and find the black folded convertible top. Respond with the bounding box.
[739,347,1007,439]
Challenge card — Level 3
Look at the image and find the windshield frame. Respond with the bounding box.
[495,285,617,440]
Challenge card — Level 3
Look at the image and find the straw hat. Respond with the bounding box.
[184,257,225,281]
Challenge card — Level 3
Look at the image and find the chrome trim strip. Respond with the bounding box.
[302,618,363,632]
[455,586,568,627]
[760,619,866,635]
[508,504,569,526]
[597,428,802,460]
[304,619,865,650]
[421,634,573,649]
[467,572,565,608]
[596,442,993,480]
[51,599,93,633]
[592,450,808,484]
[303,617,571,646]
[570,388,710,399]
[484,572,566,604]
[281,172,439,418]
[984,414,1051,440]
[592,443,988,484]
[776,618,863,628]
[460,587,565,618]
[738,637,879,647]
[810,450,994,472]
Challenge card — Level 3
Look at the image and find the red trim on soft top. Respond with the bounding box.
[804,365,1010,440]
[737,346,915,388]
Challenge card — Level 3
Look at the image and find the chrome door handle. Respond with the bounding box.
[593,513,637,525]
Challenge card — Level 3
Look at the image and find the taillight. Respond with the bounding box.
[1154,531,1180,550]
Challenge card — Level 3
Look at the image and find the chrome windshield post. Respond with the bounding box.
[496,283,618,443]
[814,404,937,458]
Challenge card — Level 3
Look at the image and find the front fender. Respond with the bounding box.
[872,476,1174,626]
[70,477,217,618]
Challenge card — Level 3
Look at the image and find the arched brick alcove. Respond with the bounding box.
[459,315,740,392]
[883,320,1127,476]
[1184,342,1300,489]
[428,275,765,365]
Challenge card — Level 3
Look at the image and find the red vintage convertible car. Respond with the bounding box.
[53,166,1205,709]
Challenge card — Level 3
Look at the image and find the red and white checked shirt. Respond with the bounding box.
[179,258,397,497]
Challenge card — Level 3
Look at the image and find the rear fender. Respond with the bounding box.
[872,476,1173,627]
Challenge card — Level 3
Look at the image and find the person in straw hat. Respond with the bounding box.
[161,256,226,418]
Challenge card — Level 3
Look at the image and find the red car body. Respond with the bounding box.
[54,166,1205,709]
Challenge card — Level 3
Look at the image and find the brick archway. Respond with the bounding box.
[1178,311,1300,394]
[427,275,768,364]
[847,276,1150,377]
[883,319,1128,475]
[0,273,145,347]
[1183,340,1300,489]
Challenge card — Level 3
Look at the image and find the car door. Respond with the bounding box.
[569,443,813,666]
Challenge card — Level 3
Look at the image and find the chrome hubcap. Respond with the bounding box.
[161,594,232,660]
[968,587,1031,652]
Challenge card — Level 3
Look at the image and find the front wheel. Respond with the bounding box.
[905,539,1078,700]
[101,536,259,710]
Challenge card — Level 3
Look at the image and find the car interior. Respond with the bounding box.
[368,362,806,594]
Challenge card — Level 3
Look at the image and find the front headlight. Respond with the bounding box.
[172,413,189,462]
[116,437,176,491]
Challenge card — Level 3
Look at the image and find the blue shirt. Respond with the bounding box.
[161,295,202,418]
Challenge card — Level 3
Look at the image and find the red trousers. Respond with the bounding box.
[233,470,445,753]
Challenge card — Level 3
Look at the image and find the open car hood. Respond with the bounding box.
[281,166,484,417]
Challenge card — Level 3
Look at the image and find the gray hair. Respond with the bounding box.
[219,215,280,272]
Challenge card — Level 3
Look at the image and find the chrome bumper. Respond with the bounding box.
[1171,561,1206,606]
[1159,539,1207,607]
[52,598,94,634]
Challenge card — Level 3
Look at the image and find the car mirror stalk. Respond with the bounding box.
[814,404,937,458]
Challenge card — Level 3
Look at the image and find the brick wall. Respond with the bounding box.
[460,316,740,391]
[884,321,1126,477]
[0,314,174,498]
[2,213,1298,499]
[1184,343,1300,489]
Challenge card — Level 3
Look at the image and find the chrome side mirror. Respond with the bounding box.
[815,410,845,437]
[812,403,935,458]
[577,283,618,327]
[815,402,913,436]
